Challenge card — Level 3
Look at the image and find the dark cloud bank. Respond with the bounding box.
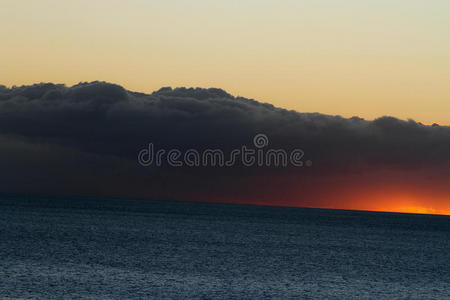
[1,82,449,210]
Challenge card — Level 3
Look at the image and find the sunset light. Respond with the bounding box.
[1,0,450,298]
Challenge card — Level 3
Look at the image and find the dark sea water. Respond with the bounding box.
[1,195,449,299]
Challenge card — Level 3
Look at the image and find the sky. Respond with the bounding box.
[1,82,450,215]
[1,0,449,124]
[1,1,450,215]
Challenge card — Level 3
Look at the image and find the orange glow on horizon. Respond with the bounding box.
[200,178,450,216]
[349,193,450,216]
[308,194,450,216]
[231,198,450,216]
[198,193,450,216]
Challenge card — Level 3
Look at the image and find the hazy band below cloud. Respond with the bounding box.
[1,82,449,213]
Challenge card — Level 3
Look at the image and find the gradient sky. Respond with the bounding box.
[1,0,449,124]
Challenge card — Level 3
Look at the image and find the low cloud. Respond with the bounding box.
[1,82,449,211]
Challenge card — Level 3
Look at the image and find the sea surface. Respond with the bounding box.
[0,195,449,299]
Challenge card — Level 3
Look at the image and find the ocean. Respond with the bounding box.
[1,195,449,299]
